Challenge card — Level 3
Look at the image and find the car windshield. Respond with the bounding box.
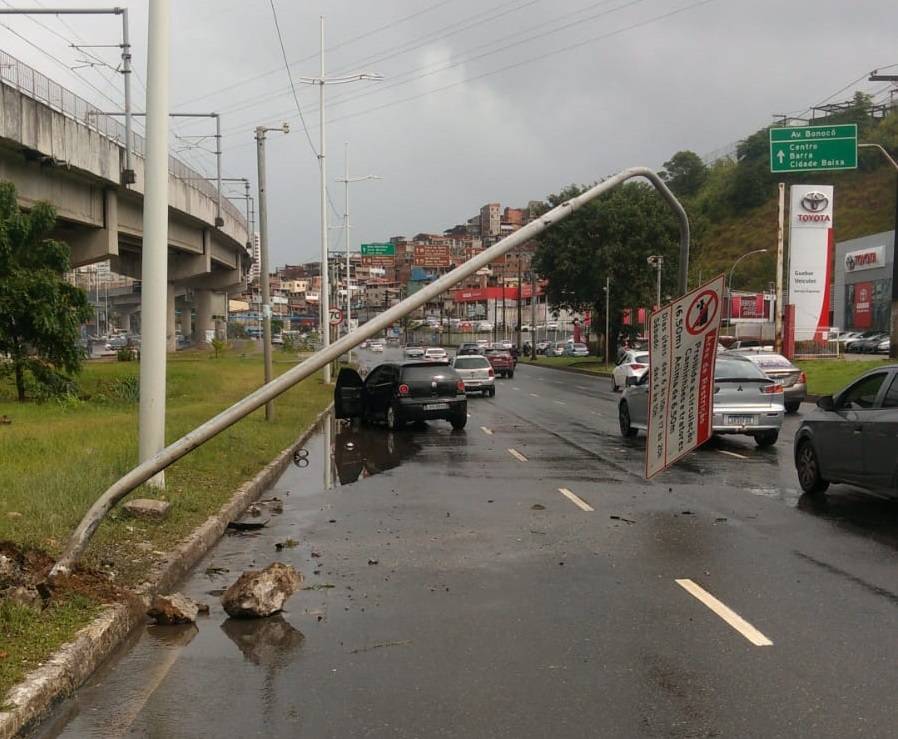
[634,354,649,363]
[453,357,490,369]
[715,357,770,381]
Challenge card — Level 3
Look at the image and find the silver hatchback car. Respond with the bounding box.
[619,352,785,447]
[794,365,898,495]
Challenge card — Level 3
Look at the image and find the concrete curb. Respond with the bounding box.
[0,403,333,739]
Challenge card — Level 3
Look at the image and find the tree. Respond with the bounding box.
[660,150,708,198]
[0,182,91,401]
[532,182,680,358]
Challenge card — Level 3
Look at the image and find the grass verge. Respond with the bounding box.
[519,355,614,374]
[0,346,331,697]
[795,358,892,397]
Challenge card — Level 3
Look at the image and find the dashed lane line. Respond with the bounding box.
[675,579,773,647]
[558,487,594,512]
[480,426,494,436]
[554,400,567,406]
[529,393,540,398]
[507,448,529,463]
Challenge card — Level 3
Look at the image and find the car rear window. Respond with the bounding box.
[715,357,770,381]
[402,366,455,380]
[454,357,490,369]
[750,354,793,370]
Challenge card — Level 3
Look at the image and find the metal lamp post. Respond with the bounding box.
[647,255,664,309]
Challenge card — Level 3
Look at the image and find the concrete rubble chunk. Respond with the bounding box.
[123,499,171,520]
[147,593,201,625]
[221,563,302,619]
[0,554,22,588]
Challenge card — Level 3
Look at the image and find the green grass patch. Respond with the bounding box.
[520,355,613,374]
[0,348,332,698]
[0,595,100,699]
[796,358,892,397]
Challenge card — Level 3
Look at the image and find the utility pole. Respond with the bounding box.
[299,18,381,383]
[604,276,611,365]
[647,255,664,309]
[530,269,538,359]
[516,251,523,353]
[775,183,785,353]
[255,123,289,421]
[138,0,170,488]
[335,141,382,363]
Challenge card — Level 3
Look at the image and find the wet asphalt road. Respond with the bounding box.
[35,349,898,738]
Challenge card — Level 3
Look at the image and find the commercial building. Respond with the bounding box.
[832,230,894,332]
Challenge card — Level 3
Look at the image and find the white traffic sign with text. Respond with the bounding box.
[646,275,724,479]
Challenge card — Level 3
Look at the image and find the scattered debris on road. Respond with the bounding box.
[350,639,412,654]
[221,562,303,618]
[227,519,269,532]
[368,559,379,565]
[610,515,636,524]
[531,504,546,510]
[205,566,229,577]
[275,538,299,551]
[147,593,202,625]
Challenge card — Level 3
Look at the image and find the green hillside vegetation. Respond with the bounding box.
[663,93,898,292]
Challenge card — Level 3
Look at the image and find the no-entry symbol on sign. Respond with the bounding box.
[685,290,720,336]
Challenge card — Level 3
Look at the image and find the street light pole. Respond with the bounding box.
[604,276,611,365]
[727,249,768,325]
[138,0,170,488]
[335,141,382,363]
[647,255,664,309]
[255,123,289,421]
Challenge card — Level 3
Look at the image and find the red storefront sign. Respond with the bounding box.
[853,282,873,329]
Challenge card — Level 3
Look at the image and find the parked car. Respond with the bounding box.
[835,331,862,347]
[550,342,567,357]
[611,350,650,392]
[563,342,590,357]
[457,342,483,356]
[451,354,495,396]
[494,339,513,351]
[877,337,891,354]
[484,348,515,378]
[794,365,898,495]
[404,346,425,358]
[536,340,552,355]
[334,362,467,430]
[477,321,494,332]
[740,352,807,413]
[846,331,886,353]
[619,352,785,447]
[854,332,889,353]
[424,347,448,361]
[370,341,384,353]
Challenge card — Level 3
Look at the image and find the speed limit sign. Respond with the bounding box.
[329,308,343,326]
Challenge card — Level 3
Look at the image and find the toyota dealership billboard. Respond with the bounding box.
[788,185,834,340]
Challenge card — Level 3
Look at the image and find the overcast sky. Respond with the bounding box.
[1,0,896,265]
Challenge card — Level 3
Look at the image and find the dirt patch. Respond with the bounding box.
[0,541,135,607]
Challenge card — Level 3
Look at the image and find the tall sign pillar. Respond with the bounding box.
[788,185,834,341]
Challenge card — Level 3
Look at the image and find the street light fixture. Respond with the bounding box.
[727,249,768,325]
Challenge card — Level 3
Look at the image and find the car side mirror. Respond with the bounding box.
[816,395,835,411]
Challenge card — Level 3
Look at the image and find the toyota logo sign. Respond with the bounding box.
[800,191,829,212]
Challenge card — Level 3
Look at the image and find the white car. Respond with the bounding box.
[370,341,384,353]
[494,339,513,350]
[611,350,650,392]
[451,354,495,397]
[424,347,448,360]
[404,346,425,358]
[477,321,494,332]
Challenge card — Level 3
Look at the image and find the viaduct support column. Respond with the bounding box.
[166,284,177,353]
[195,289,214,346]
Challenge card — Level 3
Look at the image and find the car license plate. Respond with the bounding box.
[424,403,449,411]
[726,414,756,426]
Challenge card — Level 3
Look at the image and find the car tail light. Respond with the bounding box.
[456,379,465,393]
[488,368,494,377]
[629,363,646,370]
[798,371,807,384]
[761,383,784,394]
[398,384,410,396]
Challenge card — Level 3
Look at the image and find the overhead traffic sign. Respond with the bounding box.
[360,243,395,256]
[769,124,857,173]
[328,308,343,326]
[646,275,725,479]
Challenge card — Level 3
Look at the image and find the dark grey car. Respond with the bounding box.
[794,365,898,495]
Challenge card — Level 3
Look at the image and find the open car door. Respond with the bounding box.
[335,367,365,419]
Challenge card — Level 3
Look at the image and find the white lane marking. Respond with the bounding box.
[480,426,493,435]
[513,386,521,391]
[507,448,528,463]
[718,450,748,460]
[529,393,540,398]
[591,410,602,416]
[576,385,590,390]
[675,579,773,647]
[559,487,594,512]
[554,400,567,406]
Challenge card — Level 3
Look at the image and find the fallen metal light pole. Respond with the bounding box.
[51,166,689,574]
